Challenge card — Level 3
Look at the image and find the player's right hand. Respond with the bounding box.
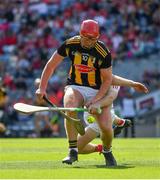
[88,103,102,115]
[35,88,46,99]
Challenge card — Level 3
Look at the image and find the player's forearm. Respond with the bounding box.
[98,91,118,108]
[39,63,54,91]
[112,75,134,87]
[92,87,118,109]
[92,69,112,103]
[92,78,112,103]
[39,51,63,91]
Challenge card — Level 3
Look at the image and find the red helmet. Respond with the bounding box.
[80,19,100,38]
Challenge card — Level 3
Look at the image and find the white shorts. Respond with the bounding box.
[84,85,120,136]
[65,85,98,103]
[84,108,116,136]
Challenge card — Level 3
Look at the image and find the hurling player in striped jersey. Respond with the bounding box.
[36,19,115,166]
[36,19,148,166]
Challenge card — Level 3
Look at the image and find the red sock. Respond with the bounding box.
[117,119,125,127]
[95,144,103,153]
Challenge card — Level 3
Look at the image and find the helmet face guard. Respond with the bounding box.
[80,19,100,39]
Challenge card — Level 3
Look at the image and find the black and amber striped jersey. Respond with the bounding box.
[57,35,112,89]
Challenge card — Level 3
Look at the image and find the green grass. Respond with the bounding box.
[0,138,160,179]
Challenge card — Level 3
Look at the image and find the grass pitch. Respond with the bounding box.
[0,138,160,179]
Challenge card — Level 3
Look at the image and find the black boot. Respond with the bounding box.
[103,151,117,167]
[62,149,78,165]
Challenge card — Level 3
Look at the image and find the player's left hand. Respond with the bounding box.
[132,82,149,93]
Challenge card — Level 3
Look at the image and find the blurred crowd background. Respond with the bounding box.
[0,0,160,138]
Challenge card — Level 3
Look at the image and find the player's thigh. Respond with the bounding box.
[78,128,97,150]
[63,87,84,107]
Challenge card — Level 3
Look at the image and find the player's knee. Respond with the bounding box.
[77,144,84,154]
[77,139,85,154]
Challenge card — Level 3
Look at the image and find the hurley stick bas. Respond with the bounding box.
[43,96,85,136]
[13,96,86,135]
[43,96,80,121]
[13,103,89,114]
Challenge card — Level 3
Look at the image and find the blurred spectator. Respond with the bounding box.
[34,78,61,137]
[142,69,160,89]
[50,112,60,137]
[121,90,136,138]
[153,5,160,25]
[34,78,53,137]
[3,73,15,90]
